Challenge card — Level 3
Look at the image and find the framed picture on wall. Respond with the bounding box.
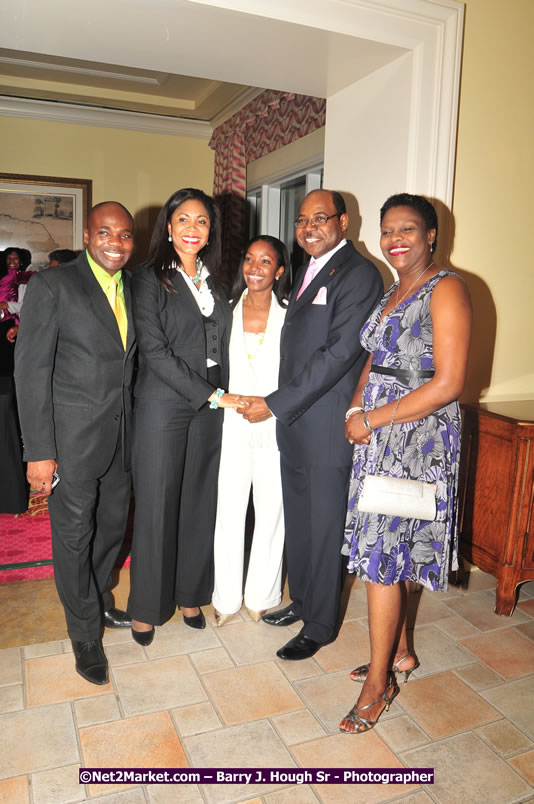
[0,173,92,270]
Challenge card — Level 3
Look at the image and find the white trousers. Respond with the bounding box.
[213,436,284,614]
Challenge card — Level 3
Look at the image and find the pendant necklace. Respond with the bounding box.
[189,257,203,285]
[395,261,434,307]
[243,291,269,360]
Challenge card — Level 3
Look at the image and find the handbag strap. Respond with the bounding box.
[365,396,400,475]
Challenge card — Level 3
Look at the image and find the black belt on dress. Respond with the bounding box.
[370,364,435,379]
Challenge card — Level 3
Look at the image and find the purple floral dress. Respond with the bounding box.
[342,271,461,592]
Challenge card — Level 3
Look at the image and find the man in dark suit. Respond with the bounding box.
[241,189,383,659]
[15,202,136,684]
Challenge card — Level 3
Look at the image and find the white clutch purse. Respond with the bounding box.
[356,397,437,522]
[357,474,437,520]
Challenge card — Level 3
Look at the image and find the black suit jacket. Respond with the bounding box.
[131,265,232,408]
[14,252,136,478]
[266,241,383,466]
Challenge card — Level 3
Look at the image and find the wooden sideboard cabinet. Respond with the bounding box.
[459,401,534,615]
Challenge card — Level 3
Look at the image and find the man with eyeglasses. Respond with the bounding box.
[240,189,382,659]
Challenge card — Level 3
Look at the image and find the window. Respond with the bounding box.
[279,176,307,271]
[247,188,262,241]
[247,166,323,279]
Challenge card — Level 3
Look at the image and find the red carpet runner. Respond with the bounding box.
[0,492,132,583]
[0,491,54,582]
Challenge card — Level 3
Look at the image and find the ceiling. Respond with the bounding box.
[0,0,406,126]
[0,48,254,122]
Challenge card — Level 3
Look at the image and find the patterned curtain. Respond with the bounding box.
[209,90,326,287]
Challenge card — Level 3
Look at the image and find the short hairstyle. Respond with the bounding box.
[380,193,438,252]
[49,249,77,265]
[1,247,29,276]
[231,235,291,308]
[88,201,133,227]
[304,189,346,216]
[0,246,24,278]
[147,188,223,294]
[4,247,25,264]
[330,190,347,216]
[18,248,32,269]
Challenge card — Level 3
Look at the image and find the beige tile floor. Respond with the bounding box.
[0,567,533,804]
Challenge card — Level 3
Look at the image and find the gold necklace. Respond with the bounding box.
[395,261,434,307]
[243,291,269,360]
[246,331,266,360]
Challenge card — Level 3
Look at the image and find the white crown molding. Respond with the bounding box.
[0,56,166,85]
[248,156,324,190]
[186,0,463,206]
[185,0,458,48]
[209,87,263,129]
[430,1,465,205]
[399,0,464,248]
[0,95,212,138]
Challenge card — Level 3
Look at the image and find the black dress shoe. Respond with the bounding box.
[131,627,155,646]
[261,604,301,627]
[276,632,324,661]
[182,608,206,630]
[103,608,132,629]
[72,639,109,685]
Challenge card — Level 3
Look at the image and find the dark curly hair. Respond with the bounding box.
[230,235,291,308]
[147,188,223,294]
[380,193,438,253]
[49,248,77,265]
[1,246,30,279]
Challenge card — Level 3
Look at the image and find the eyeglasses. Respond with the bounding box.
[294,213,341,229]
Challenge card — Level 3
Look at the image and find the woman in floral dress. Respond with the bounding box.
[340,194,471,734]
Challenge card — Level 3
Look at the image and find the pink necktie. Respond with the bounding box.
[296,259,319,299]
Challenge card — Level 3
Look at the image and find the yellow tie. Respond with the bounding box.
[107,277,127,349]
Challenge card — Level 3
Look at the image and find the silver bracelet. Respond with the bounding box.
[362,410,374,431]
[345,406,364,421]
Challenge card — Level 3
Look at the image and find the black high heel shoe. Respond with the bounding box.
[131,627,155,646]
[181,607,206,630]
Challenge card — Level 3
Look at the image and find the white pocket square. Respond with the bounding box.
[312,286,327,305]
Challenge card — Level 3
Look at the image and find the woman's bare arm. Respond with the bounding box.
[346,275,471,443]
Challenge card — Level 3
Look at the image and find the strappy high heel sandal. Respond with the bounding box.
[340,675,399,734]
[349,654,420,684]
[349,663,373,684]
[392,654,420,683]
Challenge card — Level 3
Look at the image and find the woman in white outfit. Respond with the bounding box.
[213,236,291,624]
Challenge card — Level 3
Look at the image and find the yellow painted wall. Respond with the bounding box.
[0,115,214,260]
[2,0,532,402]
[452,0,534,401]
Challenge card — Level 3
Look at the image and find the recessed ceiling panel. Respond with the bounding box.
[0,0,406,112]
[0,47,252,120]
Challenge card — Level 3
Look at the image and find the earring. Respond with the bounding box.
[168,235,172,242]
